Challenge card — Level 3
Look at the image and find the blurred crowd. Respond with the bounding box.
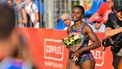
[7,0,41,28]
[6,0,114,33]
[55,0,113,33]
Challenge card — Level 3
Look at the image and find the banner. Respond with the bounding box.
[91,33,113,69]
[18,28,114,69]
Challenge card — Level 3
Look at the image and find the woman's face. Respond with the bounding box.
[7,0,13,6]
[72,7,83,22]
[116,10,122,20]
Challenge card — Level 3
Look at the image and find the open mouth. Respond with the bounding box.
[72,17,77,21]
[117,12,122,19]
[73,16,77,19]
[118,15,122,18]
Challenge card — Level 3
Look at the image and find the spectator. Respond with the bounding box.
[54,18,66,30]
[7,0,13,7]
[0,0,18,61]
[55,13,74,30]
[15,0,27,27]
[89,15,106,32]
[105,0,122,69]
[24,0,39,28]
[0,1,35,69]
[61,13,74,30]
[88,0,114,23]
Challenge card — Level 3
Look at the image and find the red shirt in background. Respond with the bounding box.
[97,2,112,23]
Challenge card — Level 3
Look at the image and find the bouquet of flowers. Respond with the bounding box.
[62,33,84,63]
[62,33,82,47]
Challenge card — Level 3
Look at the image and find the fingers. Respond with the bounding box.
[74,50,80,57]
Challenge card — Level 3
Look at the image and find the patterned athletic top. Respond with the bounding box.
[68,22,89,51]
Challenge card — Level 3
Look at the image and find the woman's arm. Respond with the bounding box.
[19,8,27,24]
[74,25,101,56]
[34,12,39,23]
[81,25,101,52]
[33,4,39,24]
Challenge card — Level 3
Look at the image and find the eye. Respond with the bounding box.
[77,12,81,15]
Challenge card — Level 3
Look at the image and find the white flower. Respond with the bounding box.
[62,33,82,47]
[74,34,81,40]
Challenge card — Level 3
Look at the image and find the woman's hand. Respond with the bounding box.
[73,48,84,58]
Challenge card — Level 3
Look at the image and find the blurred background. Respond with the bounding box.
[11,0,107,29]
